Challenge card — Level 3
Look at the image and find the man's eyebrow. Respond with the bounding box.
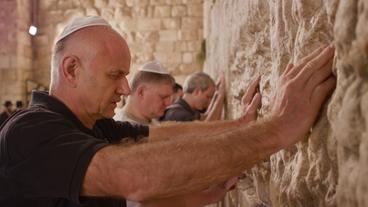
[109,69,129,75]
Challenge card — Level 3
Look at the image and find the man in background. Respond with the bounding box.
[0,100,13,126]
[161,72,226,122]
[14,100,24,112]
[114,61,174,125]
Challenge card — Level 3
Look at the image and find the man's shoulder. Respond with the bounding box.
[166,104,191,115]
[166,99,191,112]
[4,106,69,127]
[0,106,75,144]
[0,106,88,169]
[162,105,196,122]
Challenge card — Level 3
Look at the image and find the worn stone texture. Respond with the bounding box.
[204,0,367,207]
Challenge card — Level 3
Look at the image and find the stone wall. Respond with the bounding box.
[204,0,367,207]
[32,0,204,89]
[0,0,32,105]
[0,0,18,105]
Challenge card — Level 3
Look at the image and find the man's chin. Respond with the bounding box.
[101,111,115,119]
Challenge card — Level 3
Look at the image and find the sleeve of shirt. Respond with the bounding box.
[0,111,108,204]
[95,118,149,143]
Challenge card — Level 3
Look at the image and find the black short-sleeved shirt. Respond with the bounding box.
[160,98,201,122]
[0,91,149,207]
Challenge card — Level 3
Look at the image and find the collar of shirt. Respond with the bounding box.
[29,91,93,134]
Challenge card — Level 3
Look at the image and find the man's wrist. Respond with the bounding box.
[263,116,289,149]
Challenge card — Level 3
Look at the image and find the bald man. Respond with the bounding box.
[0,16,336,207]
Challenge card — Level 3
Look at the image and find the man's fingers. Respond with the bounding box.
[216,74,226,94]
[305,56,333,93]
[242,93,261,123]
[311,76,336,108]
[283,63,294,76]
[223,176,239,190]
[242,76,261,105]
[247,93,261,113]
[295,44,335,83]
[216,73,225,87]
[287,45,328,77]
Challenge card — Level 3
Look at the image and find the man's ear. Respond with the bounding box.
[136,85,146,98]
[193,87,201,96]
[60,55,81,87]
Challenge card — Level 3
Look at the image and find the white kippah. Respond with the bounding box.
[55,16,111,43]
[139,61,169,74]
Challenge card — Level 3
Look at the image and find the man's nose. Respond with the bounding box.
[116,77,131,96]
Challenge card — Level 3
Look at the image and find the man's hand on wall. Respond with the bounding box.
[269,44,336,147]
[216,72,226,97]
[239,75,262,124]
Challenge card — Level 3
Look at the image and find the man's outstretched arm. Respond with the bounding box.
[82,44,335,202]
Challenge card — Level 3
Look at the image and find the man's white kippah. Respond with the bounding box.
[139,61,170,74]
[55,16,111,43]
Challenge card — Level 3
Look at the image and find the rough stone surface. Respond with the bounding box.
[204,0,367,207]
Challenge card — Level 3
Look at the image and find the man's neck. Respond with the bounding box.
[50,90,96,129]
[182,94,196,110]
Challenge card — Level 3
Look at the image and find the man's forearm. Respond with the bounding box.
[83,118,283,201]
[149,119,242,142]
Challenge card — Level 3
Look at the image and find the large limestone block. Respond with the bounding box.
[204,0,367,206]
[0,56,12,70]
[137,18,162,31]
[187,3,203,17]
[154,5,172,17]
[162,18,181,29]
[125,0,150,7]
[159,30,179,41]
[172,5,187,17]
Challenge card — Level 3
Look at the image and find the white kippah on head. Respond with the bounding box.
[139,60,170,74]
[55,16,111,43]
